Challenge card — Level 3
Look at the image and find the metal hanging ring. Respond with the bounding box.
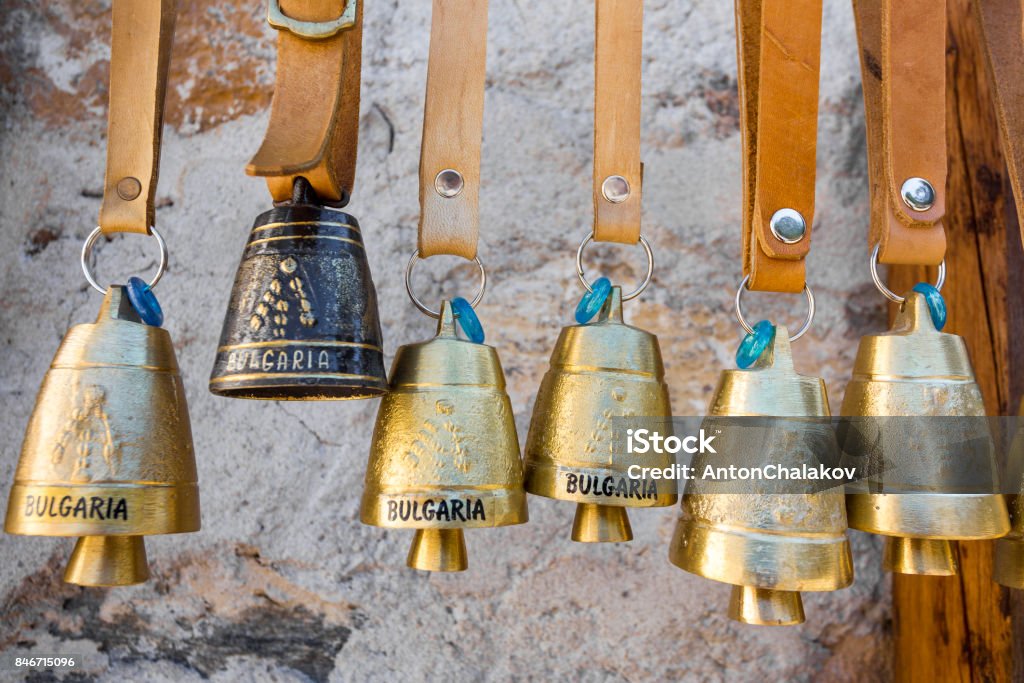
[80,226,168,295]
[404,249,487,319]
[734,275,816,342]
[575,232,654,302]
[869,243,946,304]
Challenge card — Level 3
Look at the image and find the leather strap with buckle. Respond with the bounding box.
[737,0,823,293]
[592,0,644,245]
[98,0,177,236]
[854,0,947,266]
[248,0,363,204]
[417,0,490,260]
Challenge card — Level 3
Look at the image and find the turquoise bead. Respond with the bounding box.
[736,320,775,369]
[452,297,485,343]
[575,277,612,324]
[912,282,947,331]
[126,276,164,327]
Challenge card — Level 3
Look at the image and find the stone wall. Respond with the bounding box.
[0,1,891,680]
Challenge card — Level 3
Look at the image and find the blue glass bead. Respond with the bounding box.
[452,297,485,344]
[736,320,775,369]
[575,277,612,324]
[126,276,164,327]
[912,282,947,331]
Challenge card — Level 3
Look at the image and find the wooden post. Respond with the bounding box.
[888,0,1024,679]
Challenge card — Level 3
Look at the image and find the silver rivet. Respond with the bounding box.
[601,175,630,203]
[769,208,806,244]
[900,177,935,212]
[434,169,464,198]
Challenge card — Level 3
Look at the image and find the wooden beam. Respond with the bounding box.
[889,0,1024,679]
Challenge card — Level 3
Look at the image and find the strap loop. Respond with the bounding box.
[854,0,947,266]
[98,0,177,236]
[592,0,644,245]
[248,0,363,204]
[737,0,823,292]
[417,0,490,259]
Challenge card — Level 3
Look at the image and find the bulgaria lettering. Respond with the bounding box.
[387,498,487,523]
[23,495,128,521]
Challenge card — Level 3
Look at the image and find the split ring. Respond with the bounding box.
[575,232,654,302]
[734,275,815,342]
[80,226,168,295]
[869,243,946,304]
[404,249,487,319]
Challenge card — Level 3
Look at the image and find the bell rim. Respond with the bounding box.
[845,492,1010,539]
[668,517,854,592]
[5,483,200,537]
[360,487,528,529]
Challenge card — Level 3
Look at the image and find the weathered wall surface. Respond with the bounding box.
[0,1,891,681]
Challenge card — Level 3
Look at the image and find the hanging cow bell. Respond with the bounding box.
[840,291,1009,575]
[668,327,853,626]
[5,287,200,586]
[524,287,676,543]
[994,401,1024,588]
[210,179,387,400]
[361,301,527,571]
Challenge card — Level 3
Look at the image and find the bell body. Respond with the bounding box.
[669,328,853,625]
[361,302,527,571]
[524,288,676,542]
[840,292,1009,574]
[210,202,387,400]
[5,288,200,585]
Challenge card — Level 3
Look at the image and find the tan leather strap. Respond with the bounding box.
[854,0,947,265]
[592,0,643,245]
[737,0,823,293]
[417,0,489,260]
[974,0,1024,249]
[98,0,177,236]
[247,0,362,204]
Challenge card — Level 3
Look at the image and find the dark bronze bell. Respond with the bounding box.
[5,287,200,586]
[361,301,528,571]
[210,180,386,400]
[668,327,853,626]
[524,287,677,542]
[840,291,1009,575]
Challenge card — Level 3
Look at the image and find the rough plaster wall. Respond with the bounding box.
[0,1,891,681]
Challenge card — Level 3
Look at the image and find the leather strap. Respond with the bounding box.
[973,0,1024,249]
[417,0,489,260]
[592,0,643,245]
[98,0,177,236]
[737,0,823,293]
[854,0,947,265]
[248,0,362,204]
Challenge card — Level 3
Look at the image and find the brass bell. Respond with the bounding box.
[5,287,200,586]
[524,287,677,543]
[994,401,1024,588]
[668,327,853,626]
[361,301,528,571]
[210,179,387,400]
[840,291,1009,575]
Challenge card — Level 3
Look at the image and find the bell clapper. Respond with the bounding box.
[64,535,149,587]
[571,504,633,543]
[728,586,805,626]
[882,537,958,576]
[407,529,468,572]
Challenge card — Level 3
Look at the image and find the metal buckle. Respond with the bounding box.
[267,0,357,39]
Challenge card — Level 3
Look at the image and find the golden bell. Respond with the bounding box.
[840,291,1009,575]
[668,327,853,626]
[994,401,1024,588]
[361,301,527,572]
[5,287,200,586]
[524,287,677,543]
